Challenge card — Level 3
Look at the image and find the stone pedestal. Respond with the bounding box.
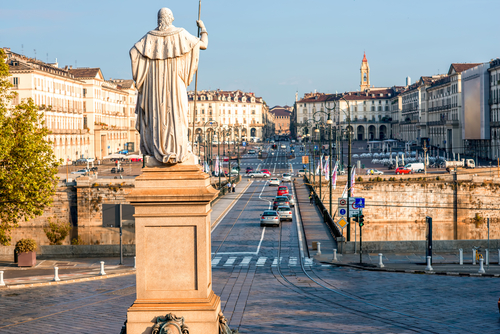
[125,161,221,333]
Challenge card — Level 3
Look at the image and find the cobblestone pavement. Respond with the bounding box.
[2,144,499,333]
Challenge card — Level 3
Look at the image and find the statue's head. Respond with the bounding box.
[157,8,174,31]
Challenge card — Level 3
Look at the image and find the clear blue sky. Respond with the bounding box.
[1,0,499,107]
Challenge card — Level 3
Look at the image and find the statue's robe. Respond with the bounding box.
[130,27,200,163]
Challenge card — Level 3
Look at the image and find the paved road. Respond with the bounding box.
[2,141,500,333]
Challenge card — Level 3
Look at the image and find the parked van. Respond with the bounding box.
[404,162,424,173]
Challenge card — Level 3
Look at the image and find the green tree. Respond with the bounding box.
[0,49,60,245]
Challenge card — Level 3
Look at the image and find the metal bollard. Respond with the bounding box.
[53,266,61,282]
[478,258,486,274]
[0,271,5,286]
[486,249,489,266]
[425,256,433,271]
[378,253,385,268]
[134,256,136,270]
[317,242,321,255]
[99,261,106,276]
[459,248,463,265]
[333,249,338,262]
[472,249,476,265]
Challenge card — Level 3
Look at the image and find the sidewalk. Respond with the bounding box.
[315,251,500,277]
[0,179,252,289]
[294,177,336,257]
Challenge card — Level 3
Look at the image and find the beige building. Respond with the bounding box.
[187,89,274,142]
[4,48,139,163]
[270,106,291,135]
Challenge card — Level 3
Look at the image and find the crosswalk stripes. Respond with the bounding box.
[256,257,267,266]
[212,257,221,267]
[223,257,237,266]
[239,256,252,267]
[211,256,310,268]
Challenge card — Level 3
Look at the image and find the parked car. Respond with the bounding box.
[395,167,412,175]
[230,169,239,176]
[297,169,307,177]
[366,169,384,175]
[111,167,124,173]
[282,173,292,182]
[130,157,143,162]
[89,166,98,172]
[260,210,280,226]
[277,185,289,196]
[277,206,293,221]
[285,194,295,207]
[248,149,256,154]
[223,157,229,162]
[75,158,88,165]
[248,171,269,178]
[246,167,254,173]
[269,178,280,186]
[273,196,290,210]
[404,162,425,173]
[280,144,286,149]
[71,169,89,175]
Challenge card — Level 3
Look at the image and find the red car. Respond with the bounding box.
[261,169,271,175]
[130,157,143,162]
[395,167,412,175]
[277,185,289,196]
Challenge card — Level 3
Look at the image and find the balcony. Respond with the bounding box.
[446,119,459,126]
[428,104,452,112]
[49,129,84,135]
[427,119,446,126]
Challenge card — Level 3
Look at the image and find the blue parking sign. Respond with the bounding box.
[339,208,347,216]
[242,142,246,146]
[303,164,307,169]
[354,198,365,208]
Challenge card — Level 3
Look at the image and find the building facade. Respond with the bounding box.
[187,89,274,142]
[4,48,139,163]
[489,59,500,160]
[270,106,291,135]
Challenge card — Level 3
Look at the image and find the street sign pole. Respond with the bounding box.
[359,213,363,264]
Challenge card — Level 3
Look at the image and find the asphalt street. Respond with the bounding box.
[2,140,500,333]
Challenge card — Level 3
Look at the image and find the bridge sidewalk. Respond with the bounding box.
[294,177,337,258]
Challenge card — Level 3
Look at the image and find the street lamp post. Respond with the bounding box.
[338,96,352,242]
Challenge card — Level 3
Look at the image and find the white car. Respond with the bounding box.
[366,169,384,175]
[248,171,269,178]
[269,178,280,186]
[71,169,89,175]
[277,206,293,221]
[280,144,286,149]
[282,173,292,182]
[260,210,280,226]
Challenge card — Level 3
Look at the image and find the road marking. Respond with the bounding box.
[255,227,266,254]
[271,257,282,267]
[212,257,221,267]
[239,256,252,266]
[272,163,276,173]
[289,257,297,266]
[223,257,236,266]
[256,257,267,266]
[304,258,313,266]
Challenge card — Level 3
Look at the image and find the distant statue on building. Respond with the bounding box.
[130,8,208,163]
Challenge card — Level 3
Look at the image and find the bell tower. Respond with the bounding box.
[360,52,370,91]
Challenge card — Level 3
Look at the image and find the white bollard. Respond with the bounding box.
[459,248,463,265]
[378,253,385,268]
[486,249,489,266]
[317,242,321,255]
[134,256,136,270]
[53,266,61,282]
[333,249,338,262]
[99,261,106,276]
[472,249,476,265]
[0,271,5,286]
[425,256,433,271]
[478,258,485,274]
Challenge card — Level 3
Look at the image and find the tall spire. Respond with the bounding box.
[362,52,367,62]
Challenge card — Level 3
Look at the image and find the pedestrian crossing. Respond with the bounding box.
[242,162,302,166]
[211,256,314,268]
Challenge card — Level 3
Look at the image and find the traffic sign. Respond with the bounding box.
[303,164,307,169]
[336,217,349,229]
[354,197,365,208]
[314,145,318,150]
[243,142,247,146]
[348,198,361,215]
[338,198,347,207]
[339,208,347,216]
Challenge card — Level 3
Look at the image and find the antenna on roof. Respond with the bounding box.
[46,53,48,63]
[34,49,36,59]
[21,44,24,55]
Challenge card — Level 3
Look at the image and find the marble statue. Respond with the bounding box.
[130,8,208,164]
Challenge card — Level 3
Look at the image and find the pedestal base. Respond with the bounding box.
[126,292,221,334]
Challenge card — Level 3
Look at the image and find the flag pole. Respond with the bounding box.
[191,0,201,157]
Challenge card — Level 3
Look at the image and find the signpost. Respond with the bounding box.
[336,217,348,229]
[302,156,309,164]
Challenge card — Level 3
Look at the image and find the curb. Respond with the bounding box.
[0,270,136,290]
[211,180,253,230]
[322,262,500,277]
